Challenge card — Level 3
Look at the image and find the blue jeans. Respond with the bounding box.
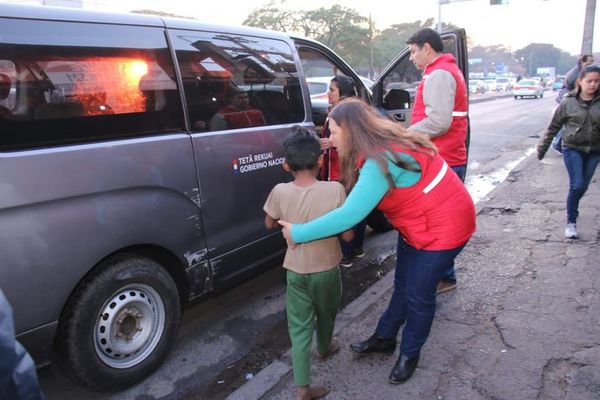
[439,164,467,283]
[375,235,466,356]
[562,148,600,223]
[450,165,466,182]
[340,219,366,257]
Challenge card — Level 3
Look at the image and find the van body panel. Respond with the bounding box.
[190,125,291,283]
[0,135,204,332]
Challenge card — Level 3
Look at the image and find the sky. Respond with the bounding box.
[4,0,599,55]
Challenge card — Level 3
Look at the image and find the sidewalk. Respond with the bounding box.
[228,151,600,400]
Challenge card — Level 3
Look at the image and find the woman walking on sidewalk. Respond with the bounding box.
[279,99,476,384]
[537,64,600,239]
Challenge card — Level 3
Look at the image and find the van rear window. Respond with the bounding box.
[0,20,184,150]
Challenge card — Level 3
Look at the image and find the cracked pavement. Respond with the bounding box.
[234,151,600,400]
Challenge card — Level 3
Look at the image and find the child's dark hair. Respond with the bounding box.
[283,128,321,171]
[331,75,356,98]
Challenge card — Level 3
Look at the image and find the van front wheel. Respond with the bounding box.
[54,254,181,392]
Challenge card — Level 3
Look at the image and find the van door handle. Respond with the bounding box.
[393,113,406,122]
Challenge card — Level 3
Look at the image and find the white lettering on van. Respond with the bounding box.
[233,152,283,174]
[268,157,284,166]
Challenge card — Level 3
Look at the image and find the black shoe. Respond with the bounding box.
[339,255,353,268]
[352,247,365,258]
[389,353,419,384]
[350,334,396,355]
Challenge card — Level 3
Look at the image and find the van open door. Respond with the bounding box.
[372,29,470,160]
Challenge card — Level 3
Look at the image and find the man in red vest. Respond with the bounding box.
[407,28,469,295]
[209,85,266,131]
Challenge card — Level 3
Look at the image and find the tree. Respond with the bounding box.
[244,3,371,71]
[372,19,434,69]
[515,43,576,76]
[301,6,370,68]
[243,0,300,33]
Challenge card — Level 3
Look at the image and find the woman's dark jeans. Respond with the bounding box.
[562,148,600,223]
[375,235,466,357]
[340,219,366,257]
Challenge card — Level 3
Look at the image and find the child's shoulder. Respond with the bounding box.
[314,180,345,194]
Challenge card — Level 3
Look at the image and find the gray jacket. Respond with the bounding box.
[538,92,600,159]
[0,289,45,400]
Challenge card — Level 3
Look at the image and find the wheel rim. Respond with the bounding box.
[94,284,166,369]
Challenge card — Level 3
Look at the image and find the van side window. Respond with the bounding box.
[171,32,304,132]
[296,47,354,126]
[0,20,184,151]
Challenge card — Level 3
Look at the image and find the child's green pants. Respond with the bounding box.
[286,267,342,386]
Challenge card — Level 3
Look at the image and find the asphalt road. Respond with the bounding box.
[37,90,558,400]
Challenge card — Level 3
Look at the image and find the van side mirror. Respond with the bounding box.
[383,88,411,110]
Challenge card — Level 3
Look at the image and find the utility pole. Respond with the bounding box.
[581,0,596,55]
[438,0,450,32]
[369,13,374,78]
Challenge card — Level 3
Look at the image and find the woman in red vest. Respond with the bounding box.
[320,75,366,267]
[279,99,476,384]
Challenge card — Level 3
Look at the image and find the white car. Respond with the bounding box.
[483,78,497,92]
[513,79,544,99]
[495,77,512,91]
[468,79,486,94]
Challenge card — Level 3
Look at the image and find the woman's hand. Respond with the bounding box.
[320,138,334,150]
[278,220,296,246]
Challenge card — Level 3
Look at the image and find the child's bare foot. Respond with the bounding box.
[296,385,330,400]
[316,339,340,360]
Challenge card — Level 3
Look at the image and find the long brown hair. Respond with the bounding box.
[328,98,437,191]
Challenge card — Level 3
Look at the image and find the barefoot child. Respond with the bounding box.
[264,128,352,400]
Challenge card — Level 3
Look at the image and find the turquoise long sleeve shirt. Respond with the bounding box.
[291,154,421,243]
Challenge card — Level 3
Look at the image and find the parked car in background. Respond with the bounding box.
[495,77,512,91]
[306,76,333,125]
[469,79,486,94]
[359,75,374,89]
[483,78,497,92]
[513,79,544,99]
[552,75,566,91]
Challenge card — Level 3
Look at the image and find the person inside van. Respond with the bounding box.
[0,73,12,118]
[209,84,266,131]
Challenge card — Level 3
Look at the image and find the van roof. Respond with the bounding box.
[0,2,291,40]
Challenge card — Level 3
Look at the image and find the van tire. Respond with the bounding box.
[54,254,181,392]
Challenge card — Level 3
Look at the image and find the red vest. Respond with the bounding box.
[219,105,265,129]
[320,117,341,181]
[374,146,475,250]
[412,53,468,167]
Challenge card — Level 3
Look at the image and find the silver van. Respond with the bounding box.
[0,3,468,391]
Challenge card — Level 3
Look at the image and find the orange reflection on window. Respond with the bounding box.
[52,58,150,116]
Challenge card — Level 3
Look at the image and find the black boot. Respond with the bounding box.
[388,353,419,384]
[349,334,396,355]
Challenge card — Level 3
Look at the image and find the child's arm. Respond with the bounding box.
[264,213,279,230]
[339,228,354,242]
